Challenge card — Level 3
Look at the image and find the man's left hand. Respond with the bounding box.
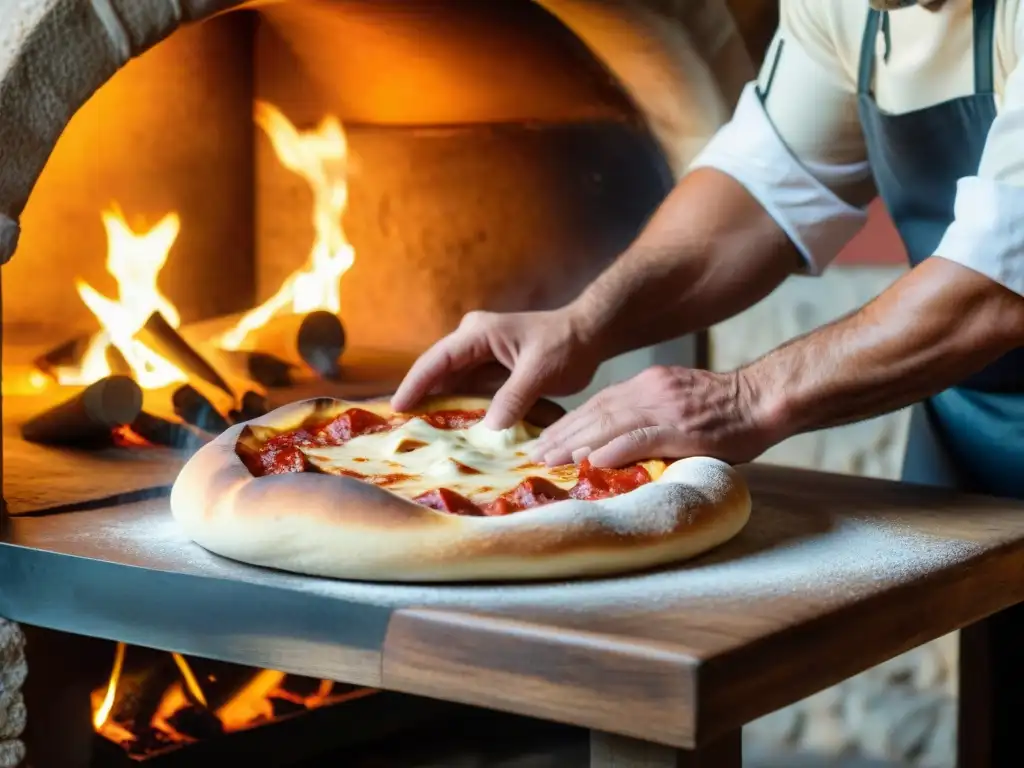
[529,365,776,468]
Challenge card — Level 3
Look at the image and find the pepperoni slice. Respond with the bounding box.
[482,477,570,516]
[314,408,391,444]
[418,409,486,430]
[413,488,485,516]
[569,459,651,501]
[239,443,311,476]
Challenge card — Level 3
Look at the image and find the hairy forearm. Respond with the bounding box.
[570,167,801,358]
[744,257,1024,441]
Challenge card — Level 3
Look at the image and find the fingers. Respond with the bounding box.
[529,384,616,460]
[484,357,549,429]
[391,329,488,411]
[587,426,680,468]
[530,398,649,466]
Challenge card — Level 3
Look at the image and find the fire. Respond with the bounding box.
[93,641,127,730]
[171,652,209,708]
[215,669,286,731]
[57,206,187,389]
[217,102,354,350]
[90,643,364,758]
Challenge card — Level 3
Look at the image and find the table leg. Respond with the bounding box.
[958,601,1024,768]
[589,730,741,768]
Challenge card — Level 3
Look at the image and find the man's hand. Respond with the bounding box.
[530,365,775,467]
[393,169,798,431]
[391,307,604,429]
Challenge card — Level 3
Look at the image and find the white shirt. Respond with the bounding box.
[689,0,1024,297]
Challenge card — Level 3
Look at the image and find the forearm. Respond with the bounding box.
[744,257,1024,441]
[569,167,802,358]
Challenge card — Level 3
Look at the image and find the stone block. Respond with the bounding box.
[0,620,25,768]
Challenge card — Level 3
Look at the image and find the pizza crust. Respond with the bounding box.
[170,396,752,582]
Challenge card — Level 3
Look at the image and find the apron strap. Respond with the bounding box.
[857,9,882,96]
[859,0,997,97]
[973,0,996,95]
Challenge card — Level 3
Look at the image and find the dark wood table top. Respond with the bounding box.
[4,463,1024,749]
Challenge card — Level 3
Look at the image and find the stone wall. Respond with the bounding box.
[0,620,26,768]
[711,267,958,767]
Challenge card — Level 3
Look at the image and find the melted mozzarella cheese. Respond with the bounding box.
[302,416,576,502]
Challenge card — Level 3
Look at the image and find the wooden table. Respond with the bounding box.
[3,463,1024,767]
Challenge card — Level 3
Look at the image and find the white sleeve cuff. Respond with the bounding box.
[934,177,1024,297]
[688,83,870,274]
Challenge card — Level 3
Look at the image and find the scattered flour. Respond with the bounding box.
[49,501,983,625]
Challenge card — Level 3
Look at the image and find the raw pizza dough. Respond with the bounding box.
[170,396,752,582]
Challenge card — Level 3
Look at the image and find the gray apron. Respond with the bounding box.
[857,0,1024,498]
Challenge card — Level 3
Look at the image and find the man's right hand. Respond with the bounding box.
[391,306,603,430]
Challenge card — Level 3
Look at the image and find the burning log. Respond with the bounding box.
[105,345,133,378]
[181,658,274,715]
[32,334,91,379]
[237,311,346,381]
[164,705,223,742]
[32,332,129,382]
[21,376,142,447]
[241,390,269,419]
[137,312,234,398]
[229,391,269,425]
[298,310,346,380]
[125,411,209,452]
[216,349,296,388]
[100,646,183,738]
[172,385,230,435]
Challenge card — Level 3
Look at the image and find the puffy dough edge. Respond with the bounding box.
[170,397,752,582]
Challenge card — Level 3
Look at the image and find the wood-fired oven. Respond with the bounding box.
[0,1,774,765]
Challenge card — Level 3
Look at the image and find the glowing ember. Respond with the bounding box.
[57,206,187,389]
[217,102,354,350]
[91,644,366,758]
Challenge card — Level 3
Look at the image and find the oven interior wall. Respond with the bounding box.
[253,0,673,353]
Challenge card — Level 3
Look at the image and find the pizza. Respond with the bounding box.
[170,395,751,582]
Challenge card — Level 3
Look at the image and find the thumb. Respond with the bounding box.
[484,359,548,430]
[587,426,680,468]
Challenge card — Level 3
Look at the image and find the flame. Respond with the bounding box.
[151,682,190,735]
[93,642,127,730]
[218,102,354,350]
[91,643,367,757]
[171,653,209,708]
[216,669,287,730]
[56,206,187,390]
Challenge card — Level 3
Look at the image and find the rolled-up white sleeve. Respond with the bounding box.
[934,23,1024,297]
[689,84,870,274]
[688,0,876,274]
